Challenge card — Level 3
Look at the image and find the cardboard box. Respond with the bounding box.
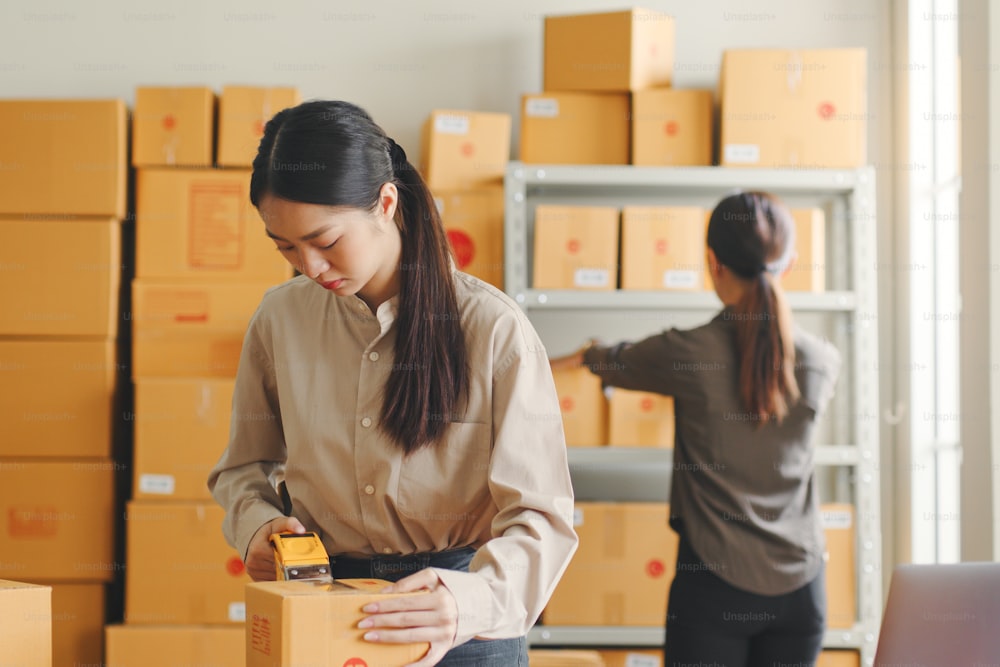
[822,503,856,628]
[533,205,619,290]
[608,388,674,448]
[106,625,245,667]
[0,580,51,666]
[817,650,860,667]
[784,208,826,292]
[0,219,120,337]
[631,89,713,166]
[125,501,249,624]
[600,649,663,667]
[133,378,235,500]
[434,186,504,289]
[521,93,631,165]
[130,280,272,378]
[420,110,511,190]
[544,8,675,92]
[544,502,677,626]
[552,367,608,447]
[0,461,114,581]
[620,206,706,291]
[217,86,300,167]
[0,99,127,218]
[0,340,116,458]
[528,650,604,666]
[136,168,293,282]
[133,87,215,167]
[49,583,105,667]
[246,579,428,667]
[720,49,867,168]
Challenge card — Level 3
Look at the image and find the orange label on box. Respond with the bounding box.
[147,290,211,324]
[8,506,59,538]
[250,614,271,655]
[189,183,244,269]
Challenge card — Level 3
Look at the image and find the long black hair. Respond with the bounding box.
[250,100,468,453]
[707,191,800,424]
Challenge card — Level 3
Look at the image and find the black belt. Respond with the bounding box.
[329,546,476,579]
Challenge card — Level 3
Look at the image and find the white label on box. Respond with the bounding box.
[573,507,584,526]
[821,509,853,530]
[229,602,246,622]
[724,144,761,164]
[574,268,610,288]
[526,98,560,118]
[625,655,660,667]
[138,474,176,495]
[434,114,470,135]
[663,270,698,289]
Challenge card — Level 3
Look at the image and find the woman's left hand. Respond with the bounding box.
[358,568,458,667]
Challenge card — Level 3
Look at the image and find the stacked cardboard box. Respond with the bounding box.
[0,580,52,666]
[0,98,128,666]
[421,109,511,289]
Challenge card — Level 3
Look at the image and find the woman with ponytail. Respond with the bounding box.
[551,192,840,667]
[209,100,577,667]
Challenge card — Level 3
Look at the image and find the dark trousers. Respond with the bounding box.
[330,547,528,666]
[664,537,826,667]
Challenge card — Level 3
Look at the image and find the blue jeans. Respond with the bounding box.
[330,547,528,666]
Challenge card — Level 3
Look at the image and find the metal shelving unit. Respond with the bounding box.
[506,162,882,665]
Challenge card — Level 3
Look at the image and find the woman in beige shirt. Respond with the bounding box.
[208,100,577,667]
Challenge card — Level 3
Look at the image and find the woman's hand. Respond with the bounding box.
[358,568,459,667]
[244,516,307,581]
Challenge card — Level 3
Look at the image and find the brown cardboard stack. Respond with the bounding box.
[0,98,128,666]
[421,110,511,289]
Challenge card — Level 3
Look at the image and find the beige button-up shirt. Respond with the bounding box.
[208,272,577,644]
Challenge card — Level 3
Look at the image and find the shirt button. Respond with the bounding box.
[361,417,372,428]
[383,547,393,554]
[364,484,375,495]
[369,351,380,362]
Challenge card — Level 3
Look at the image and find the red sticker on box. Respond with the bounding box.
[664,121,679,137]
[162,114,176,131]
[446,229,475,269]
[641,397,655,412]
[560,397,574,412]
[226,556,245,576]
[818,102,836,119]
[343,659,368,667]
[646,559,665,578]
[567,239,580,254]
[460,141,475,157]
[656,239,668,254]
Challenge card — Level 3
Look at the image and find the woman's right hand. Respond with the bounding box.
[244,515,308,581]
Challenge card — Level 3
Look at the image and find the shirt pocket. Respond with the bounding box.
[395,421,492,521]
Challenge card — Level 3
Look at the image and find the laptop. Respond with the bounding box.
[874,562,1000,666]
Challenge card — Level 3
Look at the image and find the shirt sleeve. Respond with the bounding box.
[433,320,579,644]
[582,330,686,395]
[207,307,287,559]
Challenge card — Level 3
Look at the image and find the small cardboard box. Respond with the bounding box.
[0,99,127,218]
[0,219,120,337]
[533,205,619,290]
[521,93,631,165]
[608,388,674,448]
[720,49,867,168]
[784,207,826,292]
[245,579,429,667]
[420,110,511,190]
[217,86,300,167]
[599,649,663,667]
[0,340,116,458]
[544,8,675,92]
[822,503,856,629]
[631,89,713,166]
[620,206,706,291]
[434,186,504,289]
[125,501,249,625]
[49,582,105,667]
[105,625,245,667]
[136,168,293,282]
[0,580,51,666]
[133,86,215,167]
[817,650,860,667]
[133,378,235,500]
[552,367,608,447]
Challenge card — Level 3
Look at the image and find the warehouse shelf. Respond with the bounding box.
[512,289,858,312]
[567,444,862,468]
[527,625,870,651]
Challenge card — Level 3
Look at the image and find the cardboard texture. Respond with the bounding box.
[0,219,120,337]
[533,205,619,290]
[434,186,505,289]
[0,461,114,581]
[136,168,292,282]
[0,340,116,458]
[720,49,867,168]
[133,87,215,167]
[822,503,857,628]
[0,579,51,667]
[528,649,605,666]
[544,8,675,92]
[420,110,512,190]
[0,99,127,218]
[217,86,300,167]
[817,650,861,667]
[544,503,677,626]
[245,578,428,667]
[521,93,631,165]
[620,206,706,291]
[631,89,713,166]
[48,582,105,667]
[784,207,827,292]
[552,367,608,447]
[600,649,663,667]
[105,625,245,667]
[133,378,235,500]
[125,501,249,624]
[608,388,675,448]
